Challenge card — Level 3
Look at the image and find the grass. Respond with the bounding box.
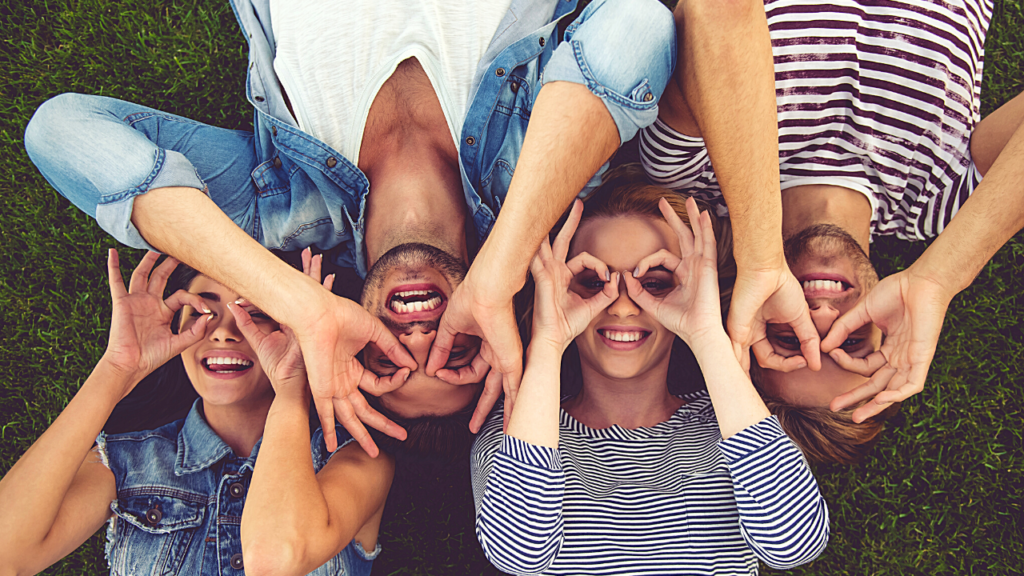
[1,0,1022,574]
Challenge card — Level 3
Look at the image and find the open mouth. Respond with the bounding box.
[202,356,254,374]
[597,328,652,350]
[798,274,853,297]
[389,288,445,315]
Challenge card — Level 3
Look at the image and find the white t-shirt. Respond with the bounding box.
[270,0,513,165]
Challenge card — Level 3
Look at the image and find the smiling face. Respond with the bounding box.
[570,215,679,381]
[760,224,882,407]
[178,275,278,409]
[360,242,482,418]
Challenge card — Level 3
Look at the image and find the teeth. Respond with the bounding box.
[390,296,442,314]
[204,357,253,367]
[395,290,430,298]
[802,280,845,293]
[601,330,645,342]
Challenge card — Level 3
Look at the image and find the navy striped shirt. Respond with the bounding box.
[471,392,829,575]
[640,0,993,241]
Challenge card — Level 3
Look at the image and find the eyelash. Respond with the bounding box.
[581,278,672,294]
[377,348,469,370]
[776,336,861,348]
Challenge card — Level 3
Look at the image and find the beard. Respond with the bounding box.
[784,224,880,292]
[361,242,468,308]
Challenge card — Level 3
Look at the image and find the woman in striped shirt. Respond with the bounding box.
[471,169,830,575]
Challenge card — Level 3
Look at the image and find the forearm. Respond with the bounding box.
[473,82,619,297]
[687,330,770,439]
[0,360,126,560]
[131,187,326,326]
[242,393,329,575]
[913,120,1024,295]
[506,341,565,449]
[673,0,783,270]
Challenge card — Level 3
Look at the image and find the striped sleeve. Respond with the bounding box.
[719,416,830,569]
[472,422,565,576]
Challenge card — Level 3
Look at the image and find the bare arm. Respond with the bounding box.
[660,0,819,370]
[131,188,415,455]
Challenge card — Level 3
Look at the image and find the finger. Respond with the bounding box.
[128,251,161,294]
[566,251,611,282]
[872,361,929,406]
[313,397,339,453]
[436,351,491,385]
[751,338,809,372]
[226,301,266,348]
[633,249,682,278]
[700,210,717,264]
[820,300,874,352]
[502,393,512,434]
[622,272,661,314]
[552,199,584,262]
[586,271,620,316]
[170,312,210,353]
[358,367,410,396]
[469,368,503,433]
[426,321,458,376]
[331,396,380,458]
[658,197,696,256]
[787,309,822,372]
[323,273,336,292]
[164,289,211,316]
[365,314,417,370]
[830,364,897,412]
[828,348,888,376]
[349,391,408,441]
[309,253,323,283]
[146,254,181,298]
[483,320,524,393]
[107,249,128,301]
[301,246,312,275]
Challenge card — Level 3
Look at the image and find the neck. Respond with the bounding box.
[362,137,469,266]
[201,393,274,458]
[564,357,684,429]
[781,184,873,252]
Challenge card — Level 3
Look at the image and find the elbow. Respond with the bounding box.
[476,522,561,575]
[757,518,831,570]
[242,536,306,576]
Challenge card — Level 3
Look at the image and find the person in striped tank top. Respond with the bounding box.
[641,0,1024,463]
[472,168,829,575]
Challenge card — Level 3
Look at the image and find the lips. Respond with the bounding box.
[201,350,255,379]
[386,283,447,321]
[597,327,652,351]
[798,274,853,298]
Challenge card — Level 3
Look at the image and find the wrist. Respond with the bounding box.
[526,336,567,360]
[682,328,733,362]
[907,255,970,300]
[88,358,145,404]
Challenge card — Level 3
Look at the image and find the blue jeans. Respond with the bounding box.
[25,0,676,273]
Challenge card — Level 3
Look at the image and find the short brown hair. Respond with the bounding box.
[750,362,900,465]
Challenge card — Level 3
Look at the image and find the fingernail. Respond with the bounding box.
[207,313,215,321]
[304,247,311,254]
[233,298,246,305]
[327,273,335,282]
[797,362,807,369]
[632,266,640,278]
[403,370,411,382]
[604,270,611,281]
[202,305,211,314]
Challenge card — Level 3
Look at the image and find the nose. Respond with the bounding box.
[807,303,841,338]
[606,275,641,319]
[398,327,436,369]
[209,309,243,343]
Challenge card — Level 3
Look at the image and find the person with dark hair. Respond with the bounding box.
[641,0,1024,463]
[472,178,829,574]
[0,251,393,575]
[24,0,678,456]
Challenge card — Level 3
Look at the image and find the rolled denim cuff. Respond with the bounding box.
[541,0,676,144]
[95,149,206,251]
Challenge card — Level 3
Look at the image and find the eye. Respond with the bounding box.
[250,312,272,321]
[582,278,607,290]
[841,338,863,348]
[640,278,672,296]
[377,357,397,369]
[774,335,800,350]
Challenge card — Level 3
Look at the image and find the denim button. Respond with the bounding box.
[229,482,246,498]
[465,136,476,146]
[273,157,282,169]
[539,37,545,47]
[496,67,506,77]
[254,95,265,103]
[326,157,337,168]
[643,93,654,102]
[145,507,162,525]
[272,125,277,137]
[510,81,519,94]
[230,553,244,569]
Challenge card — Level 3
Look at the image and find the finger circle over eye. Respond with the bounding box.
[566,251,610,278]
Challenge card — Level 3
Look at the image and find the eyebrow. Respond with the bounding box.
[198,292,221,302]
[643,266,672,274]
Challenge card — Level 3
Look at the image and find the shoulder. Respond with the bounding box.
[101,419,185,478]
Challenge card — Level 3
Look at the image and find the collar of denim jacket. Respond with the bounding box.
[174,399,263,475]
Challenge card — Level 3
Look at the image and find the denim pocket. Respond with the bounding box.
[108,491,205,576]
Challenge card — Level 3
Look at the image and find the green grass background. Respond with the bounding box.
[0,0,1021,574]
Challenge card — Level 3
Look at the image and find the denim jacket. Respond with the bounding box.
[226,0,674,276]
[98,401,379,576]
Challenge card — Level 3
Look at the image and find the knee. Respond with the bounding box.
[25,93,93,161]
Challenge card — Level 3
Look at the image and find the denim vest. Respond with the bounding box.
[99,401,378,576]
[225,0,671,277]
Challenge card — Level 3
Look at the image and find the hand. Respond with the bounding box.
[427,259,526,434]
[101,249,210,394]
[530,200,620,350]
[822,267,953,422]
[727,262,821,372]
[287,251,417,455]
[623,197,724,346]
